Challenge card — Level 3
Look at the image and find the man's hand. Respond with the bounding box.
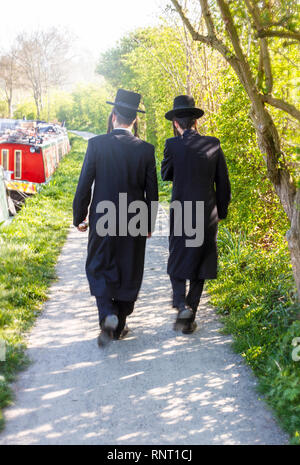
[77,221,88,232]
[147,232,152,239]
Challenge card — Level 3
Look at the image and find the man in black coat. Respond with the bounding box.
[73,89,158,346]
[161,95,231,334]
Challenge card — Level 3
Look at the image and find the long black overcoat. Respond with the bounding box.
[161,129,231,280]
[73,129,158,301]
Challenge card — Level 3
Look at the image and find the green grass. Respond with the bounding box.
[0,134,87,429]
[206,226,300,444]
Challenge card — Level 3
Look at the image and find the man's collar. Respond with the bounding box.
[183,129,198,136]
[112,127,133,133]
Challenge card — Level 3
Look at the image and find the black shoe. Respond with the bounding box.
[97,314,119,347]
[114,324,130,340]
[173,303,194,331]
[119,324,130,339]
[182,320,197,334]
[181,305,197,334]
[112,309,127,340]
[97,330,112,347]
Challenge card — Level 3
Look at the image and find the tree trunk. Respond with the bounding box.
[35,101,40,120]
[286,190,300,300]
[8,98,13,118]
[34,94,41,120]
[250,103,300,298]
[249,104,296,220]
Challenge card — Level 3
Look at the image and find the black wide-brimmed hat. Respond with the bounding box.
[106,89,145,118]
[165,95,204,120]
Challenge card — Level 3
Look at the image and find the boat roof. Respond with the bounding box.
[0,118,68,148]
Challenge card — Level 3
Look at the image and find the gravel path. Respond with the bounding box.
[0,132,289,445]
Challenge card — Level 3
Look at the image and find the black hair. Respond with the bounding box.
[172,115,197,137]
[107,108,139,137]
[107,111,113,134]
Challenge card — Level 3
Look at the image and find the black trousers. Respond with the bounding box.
[96,296,135,334]
[170,277,205,311]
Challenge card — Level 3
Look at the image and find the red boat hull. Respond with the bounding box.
[0,135,70,192]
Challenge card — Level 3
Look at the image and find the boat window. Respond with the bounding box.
[15,150,22,179]
[1,149,9,171]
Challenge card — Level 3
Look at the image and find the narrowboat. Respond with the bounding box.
[0,119,70,198]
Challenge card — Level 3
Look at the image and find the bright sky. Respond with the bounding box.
[0,0,166,58]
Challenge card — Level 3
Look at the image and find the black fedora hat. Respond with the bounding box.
[107,89,145,117]
[165,95,204,121]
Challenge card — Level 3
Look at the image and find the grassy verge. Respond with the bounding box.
[0,134,86,429]
[206,226,300,444]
